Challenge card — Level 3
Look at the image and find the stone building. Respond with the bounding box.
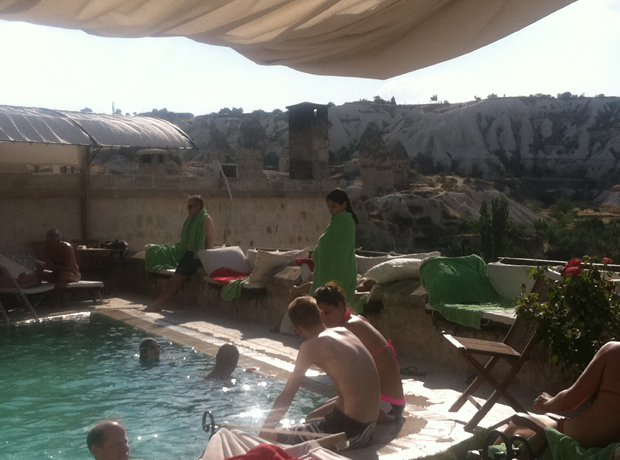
[287,102,329,180]
[236,117,266,179]
[360,122,411,196]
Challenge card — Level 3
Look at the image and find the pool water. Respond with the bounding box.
[0,313,325,460]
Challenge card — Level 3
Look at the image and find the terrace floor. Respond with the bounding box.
[12,296,541,460]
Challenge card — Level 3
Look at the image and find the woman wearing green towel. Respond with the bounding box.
[145,195,215,312]
[290,188,359,309]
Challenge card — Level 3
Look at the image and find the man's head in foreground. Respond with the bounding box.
[87,421,129,460]
[288,296,324,336]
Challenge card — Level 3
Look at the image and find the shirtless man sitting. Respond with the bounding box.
[260,296,380,449]
[505,341,620,448]
[313,282,405,423]
[37,229,80,290]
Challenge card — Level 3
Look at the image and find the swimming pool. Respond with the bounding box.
[0,313,325,460]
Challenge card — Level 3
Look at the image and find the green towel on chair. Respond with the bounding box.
[309,212,358,310]
[543,427,620,460]
[419,254,513,329]
[145,208,209,272]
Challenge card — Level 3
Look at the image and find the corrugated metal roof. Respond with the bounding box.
[0,106,196,149]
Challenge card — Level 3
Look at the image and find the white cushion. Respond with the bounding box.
[364,258,423,284]
[246,248,259,271]
[246,248,309,274]
[487,262,536,300]
[388,251,441,261]
[197,246,251,276]
[356,255,389,275]
[248,249,309,283]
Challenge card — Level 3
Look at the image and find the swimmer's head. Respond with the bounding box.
[139,338,160,360]
[211,344,239,379]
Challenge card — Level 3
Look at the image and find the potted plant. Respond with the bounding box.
[516,256,620,371]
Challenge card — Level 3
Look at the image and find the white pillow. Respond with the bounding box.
[246,248,259,271]
[246,248,309,273]
[356,255,389,275]
[388,251,441,261]
[487,262,536,300]
[197,246,251,275]
[249,249,309,283]
[364,258,423,284]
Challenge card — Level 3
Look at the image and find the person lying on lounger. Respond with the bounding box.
[260,296,380,449]
[313,282,405,423]
[503,341,620,448]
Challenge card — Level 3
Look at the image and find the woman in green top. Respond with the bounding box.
[145,195,216,312]
[291,189,359,309]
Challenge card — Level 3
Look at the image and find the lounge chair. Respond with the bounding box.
[442,278,547,431]
[0,254,104,321]
[486,412,620,460]
[200,427,349,460]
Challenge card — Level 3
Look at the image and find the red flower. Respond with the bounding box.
[603,257,613,265]
[521,283,526,287]
[566,258,583,268]
[565,266,581,277]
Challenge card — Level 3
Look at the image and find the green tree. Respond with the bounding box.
[479,196,509,262]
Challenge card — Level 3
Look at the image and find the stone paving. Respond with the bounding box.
[29,297,539,460]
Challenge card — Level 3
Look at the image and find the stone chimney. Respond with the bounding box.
[359,122,393,197]
[389,140,411,191]
[287,102,329,179]
[236,117,266,179]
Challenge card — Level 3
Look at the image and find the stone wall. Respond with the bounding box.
[0,172,335,252]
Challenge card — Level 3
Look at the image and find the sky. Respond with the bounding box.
[0,0,619,117]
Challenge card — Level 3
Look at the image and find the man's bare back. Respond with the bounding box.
[302,327,380,423]
[535,341,620,447]
[506,341,620,448]
[261,297,380,448]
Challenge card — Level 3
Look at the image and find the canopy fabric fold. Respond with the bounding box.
[0,0,576,79]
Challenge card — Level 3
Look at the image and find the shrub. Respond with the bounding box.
[516,256,620,370]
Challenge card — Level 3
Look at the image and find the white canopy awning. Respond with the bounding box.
[0,0,576,79]
[0,105,196,165]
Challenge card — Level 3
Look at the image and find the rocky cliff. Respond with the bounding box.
[169,97,620,183]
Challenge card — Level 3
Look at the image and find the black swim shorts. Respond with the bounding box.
[277,407,376,449]
[175,251,202,276]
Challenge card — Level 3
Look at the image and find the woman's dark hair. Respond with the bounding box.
[188,195,204,209]
[325,188,358,224]
[313,282,346,307]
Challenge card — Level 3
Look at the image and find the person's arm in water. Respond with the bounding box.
[205,215,216,249]
[259,343,312,438]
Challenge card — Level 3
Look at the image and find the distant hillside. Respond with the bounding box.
[167,96,620,184]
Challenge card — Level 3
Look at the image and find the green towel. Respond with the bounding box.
[419,254,513,329]
[310,212,358,310]
[145,208,209,272]
[221,277,250,301]
[544,427,620,460]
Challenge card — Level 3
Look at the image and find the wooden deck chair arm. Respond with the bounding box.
[512,412,547,437]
